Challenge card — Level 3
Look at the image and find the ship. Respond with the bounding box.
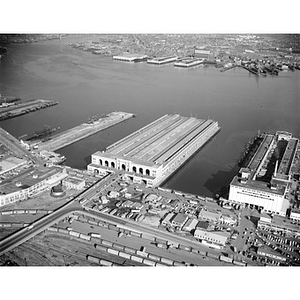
[19,125,60,142]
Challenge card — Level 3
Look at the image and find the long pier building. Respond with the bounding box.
[229,131,299,216]
[88,114,220,187]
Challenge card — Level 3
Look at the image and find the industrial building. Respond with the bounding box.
[147,56,178,65]
[88,114,220,187]
[174,58,204,68]
[290,209,300,222]
[198,209,221,223]
[0,167,68,207]
[256,247,286,262]
[194,48,212,60]
[257,215,300,237]
[182,218,199,232]
[62,176,85,190]
[112,53,148,62]
[171,213,189,228]
[229,131,299,216]
[0,156,27,175]
[194,228,230,246]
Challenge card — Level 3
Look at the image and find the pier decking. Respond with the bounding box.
[89,114,220,186]
[0,99,58,121]
[36,112,135,152]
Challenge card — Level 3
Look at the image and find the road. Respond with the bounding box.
[0,173,112,255]
[0,170,220,259]
[0,127,44,165]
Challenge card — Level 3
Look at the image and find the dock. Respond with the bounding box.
[220,65,237,72]
[36,112,135,152]
[88,114,220,187]
[0,99,58,121]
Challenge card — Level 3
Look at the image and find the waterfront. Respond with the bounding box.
[0,35,299,197]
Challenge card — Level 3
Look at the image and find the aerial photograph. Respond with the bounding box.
[1,8,300,298]
[1,31,299,269]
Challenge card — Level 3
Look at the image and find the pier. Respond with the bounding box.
[239,65,260,76]
[0,99,58,121]
[88,114,220,187]
[220,65,237,72]
[36,112,135,152]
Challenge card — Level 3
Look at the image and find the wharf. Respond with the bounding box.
[220,65,237,72]
[37,112,135,152]
[174,58,204,68]
[0,99,58,121]
[239,65,260,76]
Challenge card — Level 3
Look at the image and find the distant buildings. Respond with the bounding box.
[194,48,212,60]
[112,53,148,62]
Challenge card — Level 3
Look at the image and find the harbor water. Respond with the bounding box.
[0,35,299,197]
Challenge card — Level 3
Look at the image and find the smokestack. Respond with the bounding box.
[274,160,278,177]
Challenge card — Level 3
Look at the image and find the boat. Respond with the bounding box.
[19,126,60,142]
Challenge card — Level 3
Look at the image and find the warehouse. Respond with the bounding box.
[198,209,221,223]
[62,176,85,190]
[88,114,220,187]
[229,132,299,216]
[194,229,230,246]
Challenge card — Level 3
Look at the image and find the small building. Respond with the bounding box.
[194,229,230,246]
[194,48,211,59]
[100,195,109,204]
[257,247,286,262]
[50,183,65,197]
[122,200,134,207]
[107,191,120,199]
[220,215,237,226]
[196,220,209,230]
[290,209,300,222]
[198,209,221,223]
[171,213,189,228]
[182,218,199,232]
[0,156,27,175]
[161,213,175,226]
[62,176,85,190]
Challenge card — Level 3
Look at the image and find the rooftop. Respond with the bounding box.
[277,138,298,176]
[93,114,218,167]
[172,213,188,225]
[0,156,27,175]
[63,176,85,185]
[248,134,274,174]
[199,209,221,221]
[0,166,61,194]
[231,175,287,196]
